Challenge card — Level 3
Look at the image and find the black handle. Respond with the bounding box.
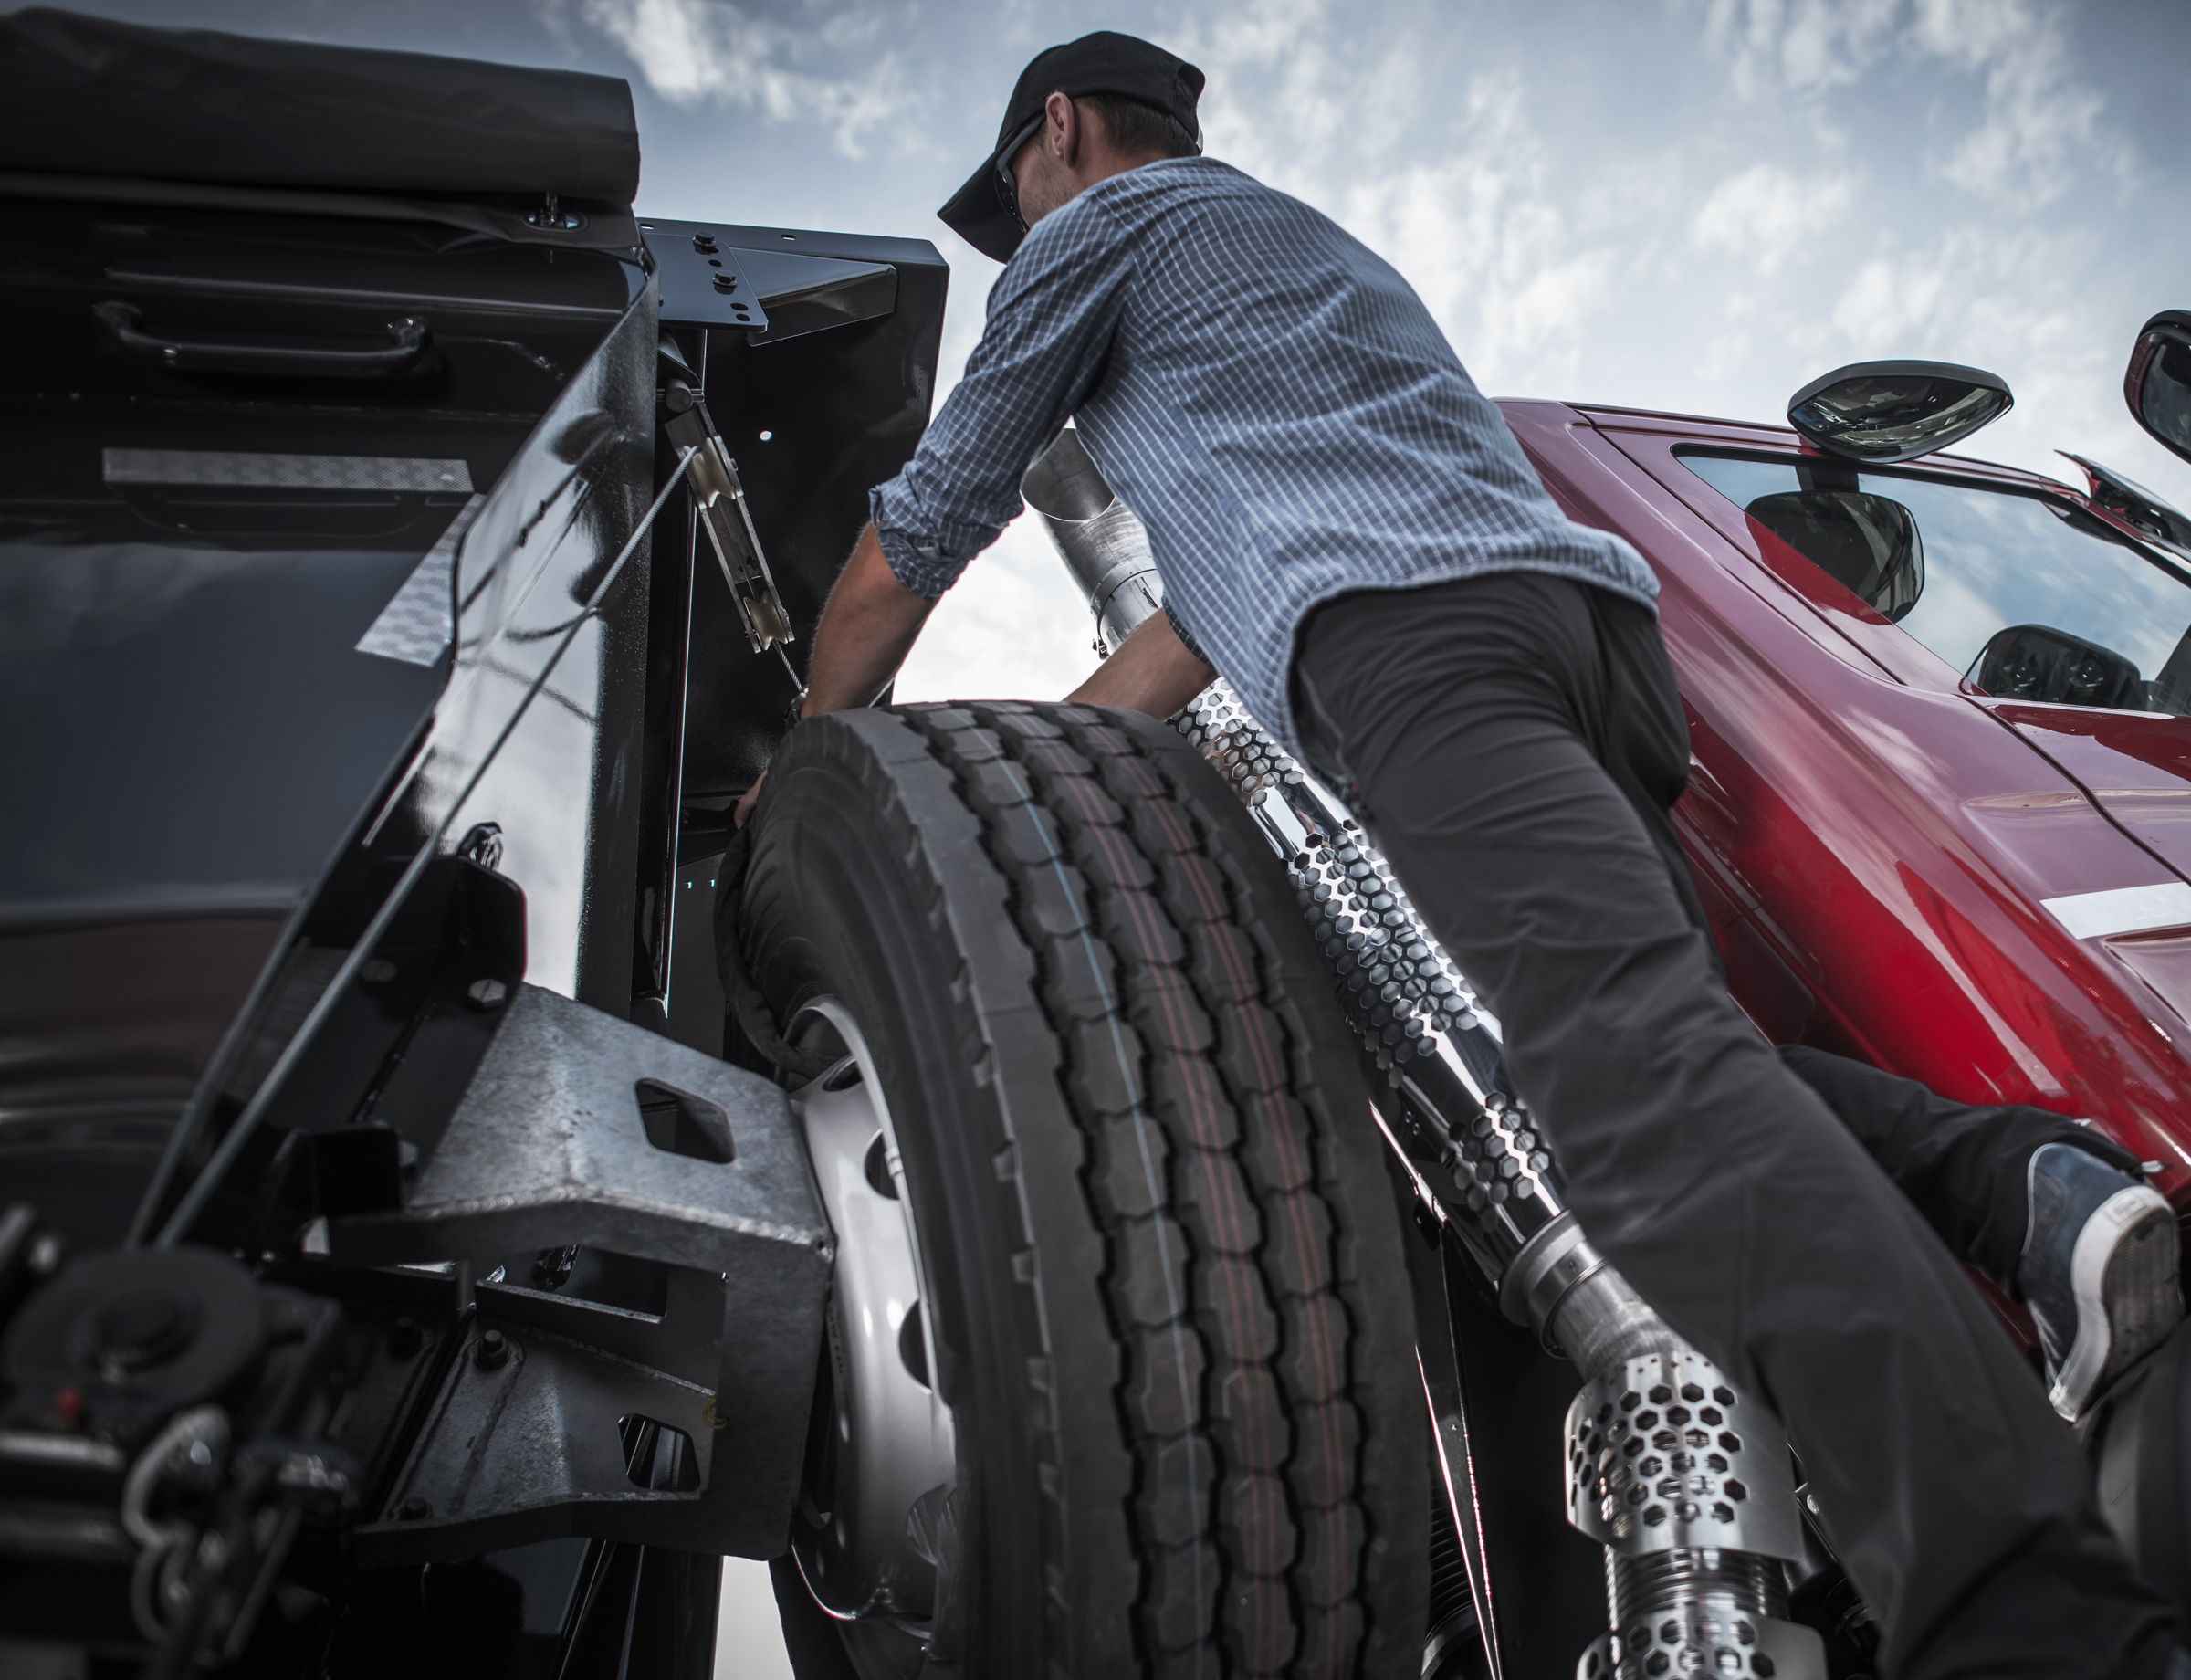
[93,300,430,378]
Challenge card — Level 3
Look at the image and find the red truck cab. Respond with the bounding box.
[1503,394,2191,1196]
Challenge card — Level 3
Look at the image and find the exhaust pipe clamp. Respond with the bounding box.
[1499,1209,1606,1338]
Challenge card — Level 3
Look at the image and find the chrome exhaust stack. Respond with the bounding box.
[1020,426,1166,657]
[1022,428,1826,1680]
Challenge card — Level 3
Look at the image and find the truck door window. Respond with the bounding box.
[1678,450,2191,716]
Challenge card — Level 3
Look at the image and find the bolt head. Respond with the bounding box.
[467,978,509,1010]
[399,1496,432,1521]
[476,1328,509,1370]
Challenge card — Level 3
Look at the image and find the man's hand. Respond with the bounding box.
[1065,610,1216,718]
[734,770,768,830]
[736,522,938,829]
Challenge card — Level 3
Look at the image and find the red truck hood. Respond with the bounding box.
[1984,704,2191,1038]
[1987,705,2191,878]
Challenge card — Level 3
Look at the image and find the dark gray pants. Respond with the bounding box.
[1291,570,2174,1680]
[1775,1044,2142,1297]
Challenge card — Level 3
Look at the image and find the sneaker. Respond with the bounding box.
[2018,1141,2182,1422]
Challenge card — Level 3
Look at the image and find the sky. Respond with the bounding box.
[53,0,2191,706]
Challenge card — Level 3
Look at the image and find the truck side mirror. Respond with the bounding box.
[1745,489,1924,621]
[1787,360,2011,463]
[2126,311,2191,467]
[1970,623,2144,711]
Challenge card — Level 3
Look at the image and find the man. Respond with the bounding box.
[737,31,2183,1676]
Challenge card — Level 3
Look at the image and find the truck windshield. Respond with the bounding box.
[1680,451,2191,716]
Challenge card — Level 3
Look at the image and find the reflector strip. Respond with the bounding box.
[103,448,473,492]
[2041,882,2191,940]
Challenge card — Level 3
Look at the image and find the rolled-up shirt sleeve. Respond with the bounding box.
[1161,598,1211,665]
[869,198,1137,597]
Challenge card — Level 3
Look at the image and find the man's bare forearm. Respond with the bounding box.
[739,531,1211,829]
[736,524,934,826]
[1065,609,1216,718]
[801,522,938,717]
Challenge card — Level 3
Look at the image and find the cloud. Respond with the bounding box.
[1829,253,1949,349]
[577,0,911,155]
[1174,0,1371,182]
[1695,0,1901,100]
[893,517,1091,707]
[1908,0,2111,204]
[1692,0,2113,205]
[1691,162,1851,275]
[1339,132,1620,391]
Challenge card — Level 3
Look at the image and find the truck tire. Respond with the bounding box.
[735,700,1429,1679]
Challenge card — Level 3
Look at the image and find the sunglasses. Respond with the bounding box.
[992,114,1044,235]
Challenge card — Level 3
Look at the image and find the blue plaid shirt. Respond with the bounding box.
[870,156,1658,757]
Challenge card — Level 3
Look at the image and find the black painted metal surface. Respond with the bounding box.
[0,194,646,1251]
[0,105,949,1675]
[0,7,642,245]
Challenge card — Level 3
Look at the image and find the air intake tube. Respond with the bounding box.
[1022,428,1826,1680]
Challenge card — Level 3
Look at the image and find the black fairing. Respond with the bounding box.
[0,7,644,247]
[0,23,951,1657]
[0,192,949,1252]
[0,196,646,1249]
[0,205,947,1680]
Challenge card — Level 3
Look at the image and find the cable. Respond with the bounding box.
[151,448,699,1247]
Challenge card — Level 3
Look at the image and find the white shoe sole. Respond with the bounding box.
[2049,1183,2180,1422]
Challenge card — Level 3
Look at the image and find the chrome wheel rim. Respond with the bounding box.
[788,998,957,1632]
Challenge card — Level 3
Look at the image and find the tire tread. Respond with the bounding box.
[896,701,1408,1678]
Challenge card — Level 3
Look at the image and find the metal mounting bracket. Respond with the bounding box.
[330,983,831,1561]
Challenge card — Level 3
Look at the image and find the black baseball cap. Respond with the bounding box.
[938,31,1205,264]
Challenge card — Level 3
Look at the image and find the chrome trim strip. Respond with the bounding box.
[2041,881,2191,940]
